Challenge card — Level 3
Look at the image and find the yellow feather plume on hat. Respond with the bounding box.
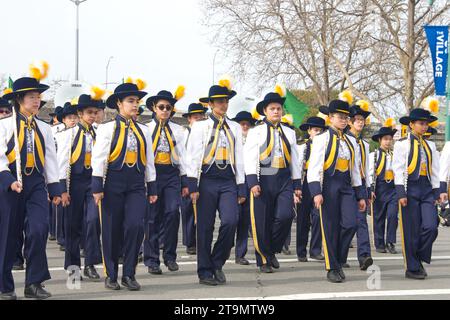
[429,120,439,128]
[339,90,353,105]
[2,88,12,97]
[90,86,106,101]
[384,118,396,128]
[274,84,286,98]
[251,106,261,120]
[356,100,370,112]
[317,112,330,126]
[135,78,146,91]
[174,85,185,101]
[125,77,134,84]
[281,114,293,126]
[218,75,233,91]
[29,61,49,81]
[70,97,79,106]
[365,117,371,126]
[421,97,439,114]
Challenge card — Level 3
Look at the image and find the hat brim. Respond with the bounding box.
[319,106,329,115]
[232,117,257,126]
[299,123,327,131]
[351,109,371,119]
[146,95,178,109]
[106,91,147,109]
[199,91,237,103]
[182,109,208,118]
[399,115,438,126]
[3,84,50,101]
[371,129,398,142]
[256,97,286,116]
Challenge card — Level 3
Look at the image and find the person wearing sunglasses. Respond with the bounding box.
[0,97,12,119]
[143,87,188,275]
[185,78,246,286]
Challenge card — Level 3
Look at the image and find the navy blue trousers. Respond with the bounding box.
[197,176,239,279]
[372,181,398,249]
[56,205,65,246]
[181,196,196,249]
[235,197,250,259]
[250,169,294,267]
[356,210,371,260]
[319,171,358,271]
[297,177,322,258]
[144,165,180,267]
[64,171,102,269]
[48,202,55,238]
[0,171,51,293]
[100,166,146,282]
[399,176,438,272]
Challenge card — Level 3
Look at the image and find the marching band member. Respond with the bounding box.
[440,140,450,204]
[232,111,256,266]
[143,87,188,275]
[369,119,398,255]
[0,97,12,119]
[307,94,367,283]
[91,79,158,291]
[181,103,208,255]
[0,64,62,300]
[347,101,373,271]
[56,89,106,282]
[296,116,326,263]
[394,104,441,280]
[185,78,246,286]
[58,102,79,129]
[244,85,302,273]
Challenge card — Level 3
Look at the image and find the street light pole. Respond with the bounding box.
[212,49,219,84]
[105,56,114,89]
[70,0,87,81]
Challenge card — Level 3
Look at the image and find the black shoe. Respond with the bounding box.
[235,257,250,265]
[59,245,65,252]
[12,264,24,271]
[419,262,428,277]
[84,265,101,282]
[338,268,346,280]
[0,292,17,300]
[376,248,387,254]
[199,278,218,286]
[148,266,162,275]
[386,243,397,254]
[327,270,343,283]
[359,256,374,271]
[270,255,280,269]
[121,276,141,291]
[104,277,121,290]
[24,284,52,300]
[282,246,291,255]
[310,254,325,261]
[214,269,226,284]
[48,235,56,241]
[138,253,143,263]
[298,256,308,262]
[342,263,350,268]
[405,270,426,280]
[186,247,197,255]
[259,264,274,273]
[166,261,179,272]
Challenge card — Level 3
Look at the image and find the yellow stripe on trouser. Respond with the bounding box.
[98,200,108,277]
[398,201,407,270]
[370,201,376,248]
[318,205,331,270]
[193,202,197,225]
[250,193,267,265]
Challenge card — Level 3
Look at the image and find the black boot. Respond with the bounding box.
[166,261,179,272]
[327,270,343,283]
[405,270,426,280]
[104,277,121,290]
[148,266,163,275]
[359,256,374,271]
[24,284,51,300]
[386,243,397,254]
[259,264,274,273]
[121,276,141,291]
[0,292,17,300]
[235,257,250,265]
[84,265,101,282]
[214,269,226,284]
[270,255,280,269]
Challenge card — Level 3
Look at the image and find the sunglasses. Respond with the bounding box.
[0,110,11,115]
[156,104,173,112]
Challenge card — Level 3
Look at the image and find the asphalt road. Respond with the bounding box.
[10,219,450,300]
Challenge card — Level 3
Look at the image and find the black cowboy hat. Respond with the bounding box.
[199,85,237,103]
[424,126,438,137]
[3,77,49,101]
[72,94,105,111]
[256,92,286,116]
[138,105,145,116]
[0,97,11,109]
[106,83,147,109]
[371,127,398,142]
[182,103,208,118]
[399,108,438,126]
[57,102,77,123]
[232,111,257,126]
[299,116,327,132]
[49,106,63,117]
[146,90,179,108]
[350,105,371,119]
[319,100,350,115]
